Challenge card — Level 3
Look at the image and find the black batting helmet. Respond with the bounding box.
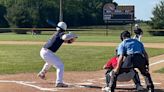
[120,31,131,41]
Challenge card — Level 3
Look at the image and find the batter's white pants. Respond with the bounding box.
[40,48,64,84]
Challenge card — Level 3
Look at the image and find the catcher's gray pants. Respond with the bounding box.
[40,48,64,84]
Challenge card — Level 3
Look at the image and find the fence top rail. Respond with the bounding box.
[0,28,108,31]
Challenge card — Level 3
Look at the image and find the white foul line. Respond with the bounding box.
[0,80,58,91]
[0,80,81,91]
[149,60,164,66]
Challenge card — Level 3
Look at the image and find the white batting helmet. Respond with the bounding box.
[56,22,67,31]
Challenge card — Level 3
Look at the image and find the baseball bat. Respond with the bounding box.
[46,19,56,27]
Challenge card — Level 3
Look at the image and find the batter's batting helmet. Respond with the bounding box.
[56,22,67,31]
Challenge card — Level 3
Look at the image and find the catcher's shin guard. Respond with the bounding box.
[105,69,112,87]
[109,71,117,92]
[106,73,111,87]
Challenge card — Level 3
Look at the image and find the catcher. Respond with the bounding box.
[38,21,78,87]
[103,51,143,92]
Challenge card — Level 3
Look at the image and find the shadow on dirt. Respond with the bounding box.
[116,88,164,92]
[80,85,164,92]
[154,89,164,92]
[80,85,102,89]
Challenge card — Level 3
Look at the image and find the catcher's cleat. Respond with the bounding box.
[37,72,46,80]
[136,85,144,91]
[55,83,68,87]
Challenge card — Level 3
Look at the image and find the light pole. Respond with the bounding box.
[59,0,63,22]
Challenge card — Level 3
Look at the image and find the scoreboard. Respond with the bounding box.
[103,3,135,24]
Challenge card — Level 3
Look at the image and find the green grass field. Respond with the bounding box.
[0,33,164,43]
[0,26,164,74]
[155,68,164,73]
[0,44,164,74]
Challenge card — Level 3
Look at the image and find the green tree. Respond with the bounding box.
[0,4,9,28]
[150,1,164,29]
[103,0,113,3]
[64,0,110,26]
[54,0,113,26]
[81,0,103,25]
[63,0,83,26]
[1,0,33,28]
[1,0,59,28]
[0,0,117,28]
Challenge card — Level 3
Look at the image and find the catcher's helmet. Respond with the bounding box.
[56,22,67,31]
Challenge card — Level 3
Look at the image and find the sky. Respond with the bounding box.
[114,0,162,20]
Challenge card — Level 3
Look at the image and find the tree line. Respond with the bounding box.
[0,0,115,28]
[0,0,163,29]
[149,1,164,29]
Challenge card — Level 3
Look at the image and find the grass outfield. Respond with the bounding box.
[0,44,164,74]
[0,34,164,43]
[155,68,164,73]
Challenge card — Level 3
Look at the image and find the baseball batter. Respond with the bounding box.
[38,21,78,87]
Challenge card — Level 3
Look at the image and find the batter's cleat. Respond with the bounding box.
[37,72,46,80]
[55,83,68,87]
[136,85,144,91]
[102,87,111,92]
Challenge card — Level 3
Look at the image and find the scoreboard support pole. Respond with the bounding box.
[106,24,109,36]
[130,23,133,36]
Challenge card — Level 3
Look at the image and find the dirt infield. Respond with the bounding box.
[0,41,164,92]
[0,41,164,48]
[0,55,164,92]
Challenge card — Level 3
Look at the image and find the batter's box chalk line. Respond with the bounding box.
[0,80,76,91]
[0,80,102,91]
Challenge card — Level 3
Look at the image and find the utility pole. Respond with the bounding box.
[59,0,63,22]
